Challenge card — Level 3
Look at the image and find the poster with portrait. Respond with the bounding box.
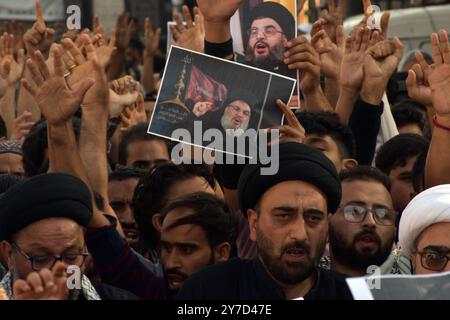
[346,271,450,300]
[230,0,298,83]
[147,46,296,158]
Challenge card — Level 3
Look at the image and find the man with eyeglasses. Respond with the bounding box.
[326,166,398,277]
[399,184,450,275]
[243,2,296,78]
[0,173,138,300]
[219,89,258,137]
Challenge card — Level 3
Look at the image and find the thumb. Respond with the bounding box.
[75,78,95,101]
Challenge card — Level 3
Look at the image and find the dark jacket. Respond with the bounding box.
[176,257,353,300]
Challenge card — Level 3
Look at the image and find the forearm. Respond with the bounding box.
[205,20,231,44]
[18,69,41,122]
[107,49,125,81]
[141,55,155,94]
[0,86,16,138]
[335,86,359,125]
[302,87,333,112]
[425,114,450,188]
[348,98,384,165]
[324,77,340,110]
[47,121,89,182]
[80,107,124,234]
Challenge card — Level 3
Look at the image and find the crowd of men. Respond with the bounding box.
[0,0,448,300]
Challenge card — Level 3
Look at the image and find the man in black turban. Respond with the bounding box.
[0,173,136,300]
[244,2,296,77]
[176,142,352,300]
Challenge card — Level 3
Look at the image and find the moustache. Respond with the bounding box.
[253,40,269,50]
[165,268,189,281]
[353,229,382,245]
[281,241,311,257]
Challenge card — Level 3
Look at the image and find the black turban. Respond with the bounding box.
[248,2,296,41]
[238,142,341,216]
[224,89,259,111]
[0,173,93,241]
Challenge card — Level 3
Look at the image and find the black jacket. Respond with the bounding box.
[176,258,353,300]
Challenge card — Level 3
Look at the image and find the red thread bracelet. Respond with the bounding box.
[433,116,450,132]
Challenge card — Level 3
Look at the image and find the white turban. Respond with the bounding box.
[399,184,450,256]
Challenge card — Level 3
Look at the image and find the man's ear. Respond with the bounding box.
[213,242,232,262]
[247,209,258,242]
[282,35,288,46]
[152,213,162,232]
[343,158,358,170]
[0,241,13,270]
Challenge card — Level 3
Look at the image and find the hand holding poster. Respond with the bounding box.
[147,46,296,158]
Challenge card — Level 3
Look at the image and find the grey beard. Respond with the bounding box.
[245,42,286,70]
[221,114,249,135]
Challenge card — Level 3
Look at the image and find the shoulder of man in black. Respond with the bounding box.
[175,257,283,300]
[92,282,141,300]
[304,268,353,300]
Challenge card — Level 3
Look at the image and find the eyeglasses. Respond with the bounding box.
[12,242,89,272]
[341,205,398,226]
[247,26,284,38]
[418,251,450,272]
[227,104,251,117]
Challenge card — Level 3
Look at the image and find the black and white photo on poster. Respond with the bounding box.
[147,46,296,157]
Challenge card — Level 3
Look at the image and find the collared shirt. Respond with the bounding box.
[176,257,353,300]
[85,217,166,300]
[0,271,101,300]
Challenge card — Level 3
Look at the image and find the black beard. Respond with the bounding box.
[256,226,324,285]
[245,42,285,71]
[328,225,394,272]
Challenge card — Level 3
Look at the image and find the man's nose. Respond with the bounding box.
[289,216,308,242]
[165,250,182,270]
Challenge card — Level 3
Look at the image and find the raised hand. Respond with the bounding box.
[171,6,205,53]
[362,36,404,104]
[196,0,243,23]
[92,17,117,68]
[311,19,345,80]
[339,28,372,92]
[143,17,162,58]
[110,75,139,118]
[268,99,305,145]
[0,32,25,95]
[23,0,56,57]
[115,12,132,51]
[21,46,94,126]
[320,0,345,43]
[406,57,432,106]
[13,262,69,300]
[418,30,450,116]
[121,93,147,131]
[5,21,25,55]
[285,36,321,95]
[10,111,35,142]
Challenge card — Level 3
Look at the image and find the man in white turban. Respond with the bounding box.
[399,185,450,274]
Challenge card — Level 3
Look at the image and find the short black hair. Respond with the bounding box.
[412,150,428,194]
[296,112,356,159]
[22,119,82,177]
[340,166,391,192]
[109,166,146,183]
[392,101,426,132]
[129,38,145,52]
[375,134,429,175]
[118,124,169,166]
[161,192,238,248]
[132,163,215,251]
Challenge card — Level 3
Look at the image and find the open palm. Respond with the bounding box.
[22,47,94,126]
